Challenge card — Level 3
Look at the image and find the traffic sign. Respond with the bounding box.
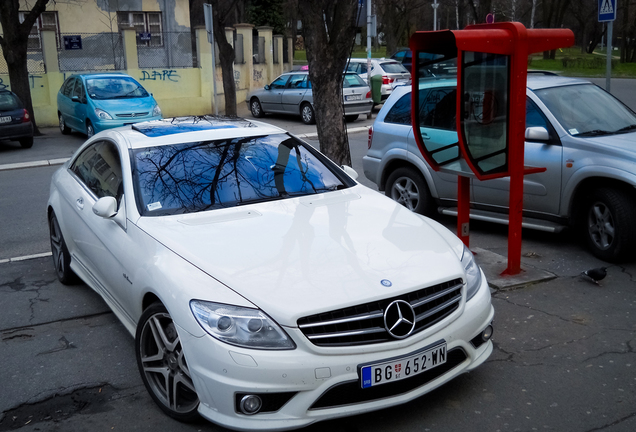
[599,0,617,22]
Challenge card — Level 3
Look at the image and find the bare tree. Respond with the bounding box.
[0,0,51,134]
[298,0,358,166]
[541,0,571,58]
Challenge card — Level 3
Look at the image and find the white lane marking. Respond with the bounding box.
[0,252,52,264]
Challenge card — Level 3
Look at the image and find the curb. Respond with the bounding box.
[0,127,370,172]
[0,157,69,172]
[296,126,370,139]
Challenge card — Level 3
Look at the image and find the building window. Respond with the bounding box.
[117,12,163,47]
[19,11,60,50]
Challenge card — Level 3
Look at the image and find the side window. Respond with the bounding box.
[72,79,84,100]
[526,98,558,142]
[71,141,123,202]
[360,63,368,74]
[384,92,413,125]
[420,88,457,131]
[62,78,75,97]
[269,75,289,89]
[393,51,405,61]
[286,74,306,89]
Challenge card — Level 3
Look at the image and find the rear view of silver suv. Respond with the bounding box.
[363,76,636,262]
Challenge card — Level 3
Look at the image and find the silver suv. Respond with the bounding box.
[363,75,636,262]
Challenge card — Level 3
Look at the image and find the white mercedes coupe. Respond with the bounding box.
[47,116,494,431]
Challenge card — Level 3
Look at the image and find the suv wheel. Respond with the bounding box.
[385,167,433,216]
[583,188,636,262]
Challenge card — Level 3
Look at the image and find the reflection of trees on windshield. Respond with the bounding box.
[134,134,344,215]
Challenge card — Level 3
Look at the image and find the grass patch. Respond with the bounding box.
[528,46,636,78]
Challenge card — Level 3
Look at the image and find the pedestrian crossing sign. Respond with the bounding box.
[599,0,617,22]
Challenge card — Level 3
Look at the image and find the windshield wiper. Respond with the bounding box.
[576,129,613,137]
[614,124,636,134]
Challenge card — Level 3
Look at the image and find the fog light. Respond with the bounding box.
[482,325,494,341]
[240,395,262,415]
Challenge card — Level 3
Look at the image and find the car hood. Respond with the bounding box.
[90,96,156,114]
[136,186,464,326]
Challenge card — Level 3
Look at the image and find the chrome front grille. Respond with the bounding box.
[116,112,149,118]
[297,278,463,347]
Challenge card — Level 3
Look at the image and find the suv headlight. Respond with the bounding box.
[152,104,162,117]
[190,300,295,350]
[461,244,483,301]
[94,108,112,120]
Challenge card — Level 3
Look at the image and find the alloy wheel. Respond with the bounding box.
[138,311,199,415]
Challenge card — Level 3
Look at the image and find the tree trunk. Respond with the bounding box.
[211,0,237,116]
[0,0,50,135]
[298,0,357,167]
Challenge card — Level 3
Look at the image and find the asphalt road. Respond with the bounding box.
[1,81,636,431]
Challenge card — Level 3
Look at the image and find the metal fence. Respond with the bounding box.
[0,35,45,74]
[58,33,125,72]
[138,32,196,69]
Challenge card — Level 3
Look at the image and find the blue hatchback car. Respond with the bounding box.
[57,73,162,137]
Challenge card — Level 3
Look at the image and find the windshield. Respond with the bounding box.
[534,83,636,137]
[86,77,149,100]
[133,133,350,216]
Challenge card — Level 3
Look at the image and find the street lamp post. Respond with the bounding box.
[432,0,439,31]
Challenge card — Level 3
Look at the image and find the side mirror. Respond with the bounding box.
[92,196,118,218]
[264,85,271,90]
[341,165,359,180]
[71,95,80,103]
[525,126,550,142]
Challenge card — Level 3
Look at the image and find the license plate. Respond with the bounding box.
[345,94,362,101]
[360,343,447,388]
[0,116,11,124]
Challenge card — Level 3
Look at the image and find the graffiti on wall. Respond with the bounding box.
[140,70,180,82]
[234,70,240,88]
[253,69,263,81]
[0,76,44,90]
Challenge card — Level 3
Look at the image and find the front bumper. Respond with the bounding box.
[92,115,162,133]
[179,274,494,431]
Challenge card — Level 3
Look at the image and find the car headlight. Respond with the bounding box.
[461,244,483,301]
[94,108,112,120]
[190,300,295,350]
[152,104,162,117]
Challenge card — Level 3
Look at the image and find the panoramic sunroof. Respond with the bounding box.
[132,116,254,137]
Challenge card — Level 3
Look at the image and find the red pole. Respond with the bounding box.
[457,176,470,247]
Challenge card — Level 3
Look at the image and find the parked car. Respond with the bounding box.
[247,71,372,124]
[390,48,457,77]
[363,75,636,262]
[57,73,161,138]
[48,116,493,430]
[345,58,410,101]
[0,89,34,149]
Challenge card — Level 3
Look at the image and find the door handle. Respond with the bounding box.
[421,133,430,140]
[76,197,84,210]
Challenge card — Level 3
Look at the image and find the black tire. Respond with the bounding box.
[49,212,79,285]
[300,103,315,125]
[385,167,434,216]
[59,113,71,135]
[136,302,200,422]
[19,136,34,149]
[86,121,95,138]
[582,188,636,262]
[345,114,358,122]
[250,98,264,118]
